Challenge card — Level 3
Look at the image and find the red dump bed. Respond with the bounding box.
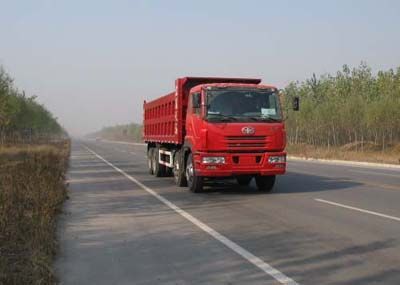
[143,77,261,145]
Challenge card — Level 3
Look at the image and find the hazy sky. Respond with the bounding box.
[1,0,400,135]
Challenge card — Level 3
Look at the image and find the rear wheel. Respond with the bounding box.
[152,147,165,177]
[186,153,203,193]
[173,151,187,187]
[147,148,154,175]
[236,176,253,186]
[255,175,276,192]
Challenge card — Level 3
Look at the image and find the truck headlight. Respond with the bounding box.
[268,155,286,163]
[202,156,225,164]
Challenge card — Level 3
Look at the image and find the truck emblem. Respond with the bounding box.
[241,126,255,135]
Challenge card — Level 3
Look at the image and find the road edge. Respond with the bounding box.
[96,139,146,146]
[288,156,400,169]
[92,139,400,170]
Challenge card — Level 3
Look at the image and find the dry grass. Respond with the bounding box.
[0,141,70,285]
[287,143,400,165]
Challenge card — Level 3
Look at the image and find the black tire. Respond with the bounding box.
[147,148,154,175]
[152,147,165,177]
[186,153,203,193]
[255,175,276,192]
[173,151,187,187]
[236,176,253,186]
[165,167,173,177]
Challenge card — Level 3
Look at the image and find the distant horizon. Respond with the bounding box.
[82,61,396,132]
[1,0,399,136]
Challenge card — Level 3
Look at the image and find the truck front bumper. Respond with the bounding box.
[194,151,286,177]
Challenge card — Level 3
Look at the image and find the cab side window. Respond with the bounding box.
[191,92,201,116]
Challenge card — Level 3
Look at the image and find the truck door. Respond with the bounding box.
[186,92,202,147]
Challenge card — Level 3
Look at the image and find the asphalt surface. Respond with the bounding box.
[56,140,400,285]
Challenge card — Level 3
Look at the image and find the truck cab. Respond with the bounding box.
[183,83,286,192]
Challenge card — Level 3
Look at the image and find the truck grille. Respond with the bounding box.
[225,136,267,148]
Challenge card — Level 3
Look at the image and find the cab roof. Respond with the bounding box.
[189,82,277,93]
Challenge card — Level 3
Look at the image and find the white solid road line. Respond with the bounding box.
[288,156,400,170]
[84,145,299,285]
[348,169,400,178]
[315,198,400,222]
[96,140,400,169]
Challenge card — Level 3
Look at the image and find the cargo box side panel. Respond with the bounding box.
[143,91,183,144]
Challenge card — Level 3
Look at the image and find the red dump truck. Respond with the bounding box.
[143,77,298,193]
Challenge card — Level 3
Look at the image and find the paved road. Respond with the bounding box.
[56,140,400,285]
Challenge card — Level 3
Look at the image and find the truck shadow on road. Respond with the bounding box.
[274,171,363,194]
[198,171,362,195]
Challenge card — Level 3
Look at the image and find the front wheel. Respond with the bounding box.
[186,153,203,193]
[236,176,253,186]
[255,175,276,192]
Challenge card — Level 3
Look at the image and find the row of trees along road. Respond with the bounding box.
[0,66,64,143]
[283,63,400,151]
[90,123,143,142]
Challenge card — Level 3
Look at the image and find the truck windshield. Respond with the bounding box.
[206,88,282,122]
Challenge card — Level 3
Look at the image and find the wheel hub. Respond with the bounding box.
[186,163,193,182]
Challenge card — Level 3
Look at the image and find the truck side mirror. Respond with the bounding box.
[292,97,300,111]
[192,93,201,109]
